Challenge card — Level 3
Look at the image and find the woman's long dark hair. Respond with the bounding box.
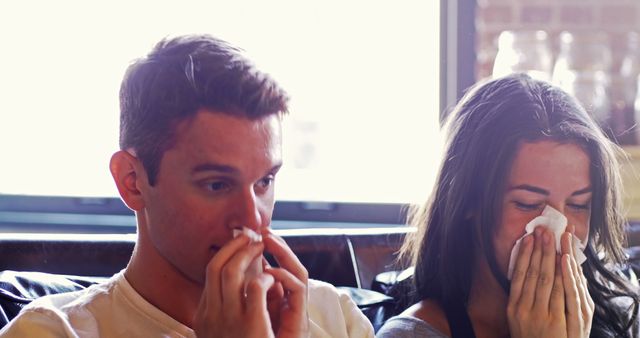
[403,73,639,337]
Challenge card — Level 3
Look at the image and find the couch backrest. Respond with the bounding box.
[0,228,408,289]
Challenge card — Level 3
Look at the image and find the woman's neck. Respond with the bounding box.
[467,255,510,338]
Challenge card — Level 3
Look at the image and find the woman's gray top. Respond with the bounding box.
[376,315,449,338]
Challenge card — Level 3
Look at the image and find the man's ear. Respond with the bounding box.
[110,150,147,211]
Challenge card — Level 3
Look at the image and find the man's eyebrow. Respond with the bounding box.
[269,163,283,174]
[191,162,284,175]
[191,163,239,174]
[509,184,549,195]
[571,187,592,196]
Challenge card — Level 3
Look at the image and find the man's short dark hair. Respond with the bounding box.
[119,34,289,185]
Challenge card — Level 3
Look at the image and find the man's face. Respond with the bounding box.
[139,109,282,284]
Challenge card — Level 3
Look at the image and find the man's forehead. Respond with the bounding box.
[174,109,280,139]
[167,110,282,168]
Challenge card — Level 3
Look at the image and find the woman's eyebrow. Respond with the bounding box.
[510,184,549,195]
[571,186,592,196]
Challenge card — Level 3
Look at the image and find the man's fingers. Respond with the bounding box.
[266,281,284,333]
[196,236,268,337]
[246,273,276,300]
[265,267,307,310]
[220,242,264,315]
[265,266,308,334]
[203,235,251,310]
[263,232,308,283]
[245,273,276,320]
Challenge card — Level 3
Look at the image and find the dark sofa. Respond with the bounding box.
[3,224,640,333]
[0,228,407,332]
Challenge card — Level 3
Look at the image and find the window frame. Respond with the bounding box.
[0,0,478,233]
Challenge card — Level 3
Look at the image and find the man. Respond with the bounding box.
[0,35,374,337]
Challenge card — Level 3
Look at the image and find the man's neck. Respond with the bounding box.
[124,232,203,328]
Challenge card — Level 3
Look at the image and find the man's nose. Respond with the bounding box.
[234,189,263,231]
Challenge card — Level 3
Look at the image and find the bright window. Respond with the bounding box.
[0,0,441,205]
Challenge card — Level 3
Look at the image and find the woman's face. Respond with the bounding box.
[494,140,592,276]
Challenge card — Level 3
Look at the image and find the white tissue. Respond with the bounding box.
[507,205,587,279]
[233,227,263,288]
[232,227,263,243]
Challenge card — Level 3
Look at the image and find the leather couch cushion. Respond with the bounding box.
[0,270,390,332]
[0,270,105,328]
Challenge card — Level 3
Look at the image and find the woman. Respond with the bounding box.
[377,74,639,337]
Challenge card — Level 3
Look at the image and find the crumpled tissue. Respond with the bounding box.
[507,205,587,279]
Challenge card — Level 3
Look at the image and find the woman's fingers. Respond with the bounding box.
[509,233,534,305]
[508,228,571,338]
[549,261,565,317]
[567,231,594,333]
[533,228,557,311]
[562,252,583,336]
[519,228,544,310]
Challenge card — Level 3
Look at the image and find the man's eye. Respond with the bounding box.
[207,181,230,192]
[257,176,274,189]
[514,201,543,211]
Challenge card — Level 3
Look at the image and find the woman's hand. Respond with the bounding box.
[507,226,593,338]
[507,227,569,338]
[560,230,594,338]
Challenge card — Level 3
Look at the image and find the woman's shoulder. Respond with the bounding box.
[376,300,450,338]
[376,315,448,338]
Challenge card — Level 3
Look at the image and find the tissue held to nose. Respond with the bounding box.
[507,205,587,279]
[232,227,264,284]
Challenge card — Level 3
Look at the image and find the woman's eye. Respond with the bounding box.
[568,202,591,211]
[514,201,543,211]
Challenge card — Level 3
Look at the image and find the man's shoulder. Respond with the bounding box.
[307,279,351,308]
[24,274,118,314]
[307,279,374,338]
[308,278,337,294]
[0,276,119,338]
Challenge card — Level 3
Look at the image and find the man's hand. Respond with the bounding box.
[193,235,276,338]
[193,231,310,338]
[262,231,310,338]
